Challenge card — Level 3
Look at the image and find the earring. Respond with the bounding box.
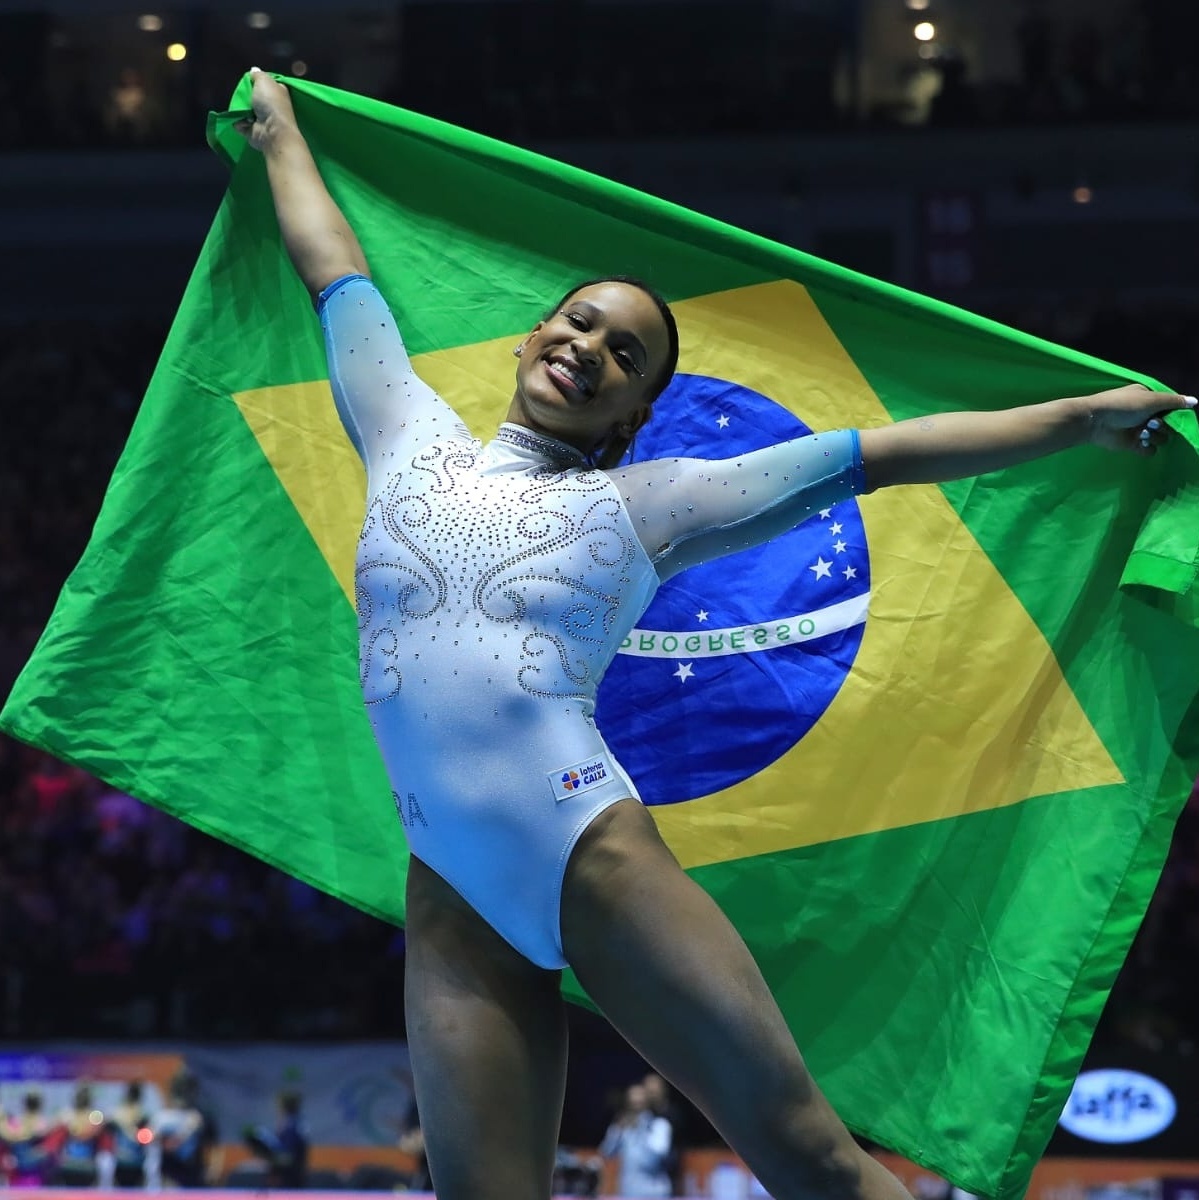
[513,344,524,357]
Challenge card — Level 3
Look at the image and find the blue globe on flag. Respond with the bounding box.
[595,373,871,806]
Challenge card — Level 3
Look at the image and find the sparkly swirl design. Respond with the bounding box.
[474,476,637,698]
[518,631,591,699]
[360,624,401,706]
[375,482,449,617]
[356,454,454,705]
[411,440,478,495]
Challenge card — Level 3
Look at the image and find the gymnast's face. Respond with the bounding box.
[508,281,671,453]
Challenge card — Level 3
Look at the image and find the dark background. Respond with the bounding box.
[2,0,1198,1157]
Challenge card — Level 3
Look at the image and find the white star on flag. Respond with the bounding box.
[833,539,847,554]
[673,662,695,682]
[818,508,832,520]
[810,557,832,580]
[844,565,857,580]
[829,521,843,535]
[716,414,730,429]
[696,610,709,622]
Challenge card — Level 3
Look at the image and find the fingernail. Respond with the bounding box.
[1186,395,1198,408]
[1139,429,1152,445]
[1148,418,1161,430]
[250,65,260,73]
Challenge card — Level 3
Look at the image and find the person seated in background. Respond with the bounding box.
[396,1090,431,1192]
[150,1069,218,1188]
[50,1082,107,1186]
[1,1091,56,1187]
[595,1082,675,1198]
[243,1088,309,1189]
[641,1073,682,1194]
[104,1081,151,1188]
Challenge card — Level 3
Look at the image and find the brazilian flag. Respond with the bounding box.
[3,75,1198,1198]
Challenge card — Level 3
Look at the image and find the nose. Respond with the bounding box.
[571,331,603,368]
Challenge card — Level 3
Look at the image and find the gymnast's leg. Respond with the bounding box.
[404,854,568,1200]
[560,799,911,1200]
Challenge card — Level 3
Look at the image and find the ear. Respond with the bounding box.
[514,320,545,358]
[621,406,652,438]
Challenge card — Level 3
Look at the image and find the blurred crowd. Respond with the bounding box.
[916,2,1199,130]
[0,1080,161,1189]
[2,2,1199,150]
[0,1065,686,1195]
[0,1069,316,1191]
[1,296,1198,1056]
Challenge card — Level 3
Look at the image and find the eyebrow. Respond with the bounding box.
[571,300,649,369]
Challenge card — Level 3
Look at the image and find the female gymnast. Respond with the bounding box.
[237,69,1193,1200]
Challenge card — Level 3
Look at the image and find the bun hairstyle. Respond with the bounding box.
[544,276,679,469]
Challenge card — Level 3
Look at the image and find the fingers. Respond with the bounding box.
[1136,418,1164,453]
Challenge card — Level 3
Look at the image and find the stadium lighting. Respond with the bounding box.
[137,14,162,31]
[914,21,936,41]
[291,60,309,76]
[247,12,271,29]
[1072,185,1094,204]
[166,42,188,61]
[905,0,931,9]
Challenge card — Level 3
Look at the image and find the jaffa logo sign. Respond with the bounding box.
[1059,1069,1177,1144]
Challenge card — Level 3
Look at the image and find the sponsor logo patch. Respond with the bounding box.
[550,756,612,802]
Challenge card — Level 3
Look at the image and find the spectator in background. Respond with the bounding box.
[150,1069,218,1188]
[396,1093,431,1192]
[50,1082,105,1186]
[243,1088,309,1190]
[596,1083,674,1198]
[104,1081,151,1188]
[1,1091,55,1188]
[104,68,152,143]
[642,1072,682,1193]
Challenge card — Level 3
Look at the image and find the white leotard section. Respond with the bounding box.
[319,274,866,967]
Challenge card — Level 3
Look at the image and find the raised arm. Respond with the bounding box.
[236,68,368,299]
[858,384,1196,490]
[235,70,466,476]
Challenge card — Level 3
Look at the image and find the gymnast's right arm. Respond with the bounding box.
[237,69,462,474]
[236,67,368,298]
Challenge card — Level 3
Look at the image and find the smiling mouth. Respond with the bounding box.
[544,358,594,399]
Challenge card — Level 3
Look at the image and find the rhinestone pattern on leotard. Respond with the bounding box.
[357,432,644,709]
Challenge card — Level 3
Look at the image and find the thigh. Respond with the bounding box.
[560,800,885,1200]
[404,854,568,1200]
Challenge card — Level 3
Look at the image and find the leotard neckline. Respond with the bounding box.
[495,422,589,469]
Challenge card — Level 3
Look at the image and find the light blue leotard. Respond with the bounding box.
[320,275,866,968]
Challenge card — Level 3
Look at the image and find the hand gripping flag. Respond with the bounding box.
[3,75,1199,1197]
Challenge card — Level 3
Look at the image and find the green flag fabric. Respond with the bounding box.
[4,76,1199,1197]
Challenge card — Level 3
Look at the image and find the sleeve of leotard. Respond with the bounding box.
[317,273,466,475]
[613,428,868,580]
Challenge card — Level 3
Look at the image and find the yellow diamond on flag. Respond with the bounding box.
[232,281,1122,869]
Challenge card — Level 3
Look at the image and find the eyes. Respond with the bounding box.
[563,310,645,377]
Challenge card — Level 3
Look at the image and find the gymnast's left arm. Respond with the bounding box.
[857,383,1196,490]
[616,385,1195,580]
[614,429,867,580]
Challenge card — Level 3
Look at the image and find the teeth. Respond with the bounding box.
[549,360,588,392]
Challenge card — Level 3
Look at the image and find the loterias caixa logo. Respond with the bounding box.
[595,374,870,806]
[552,757,612,801]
